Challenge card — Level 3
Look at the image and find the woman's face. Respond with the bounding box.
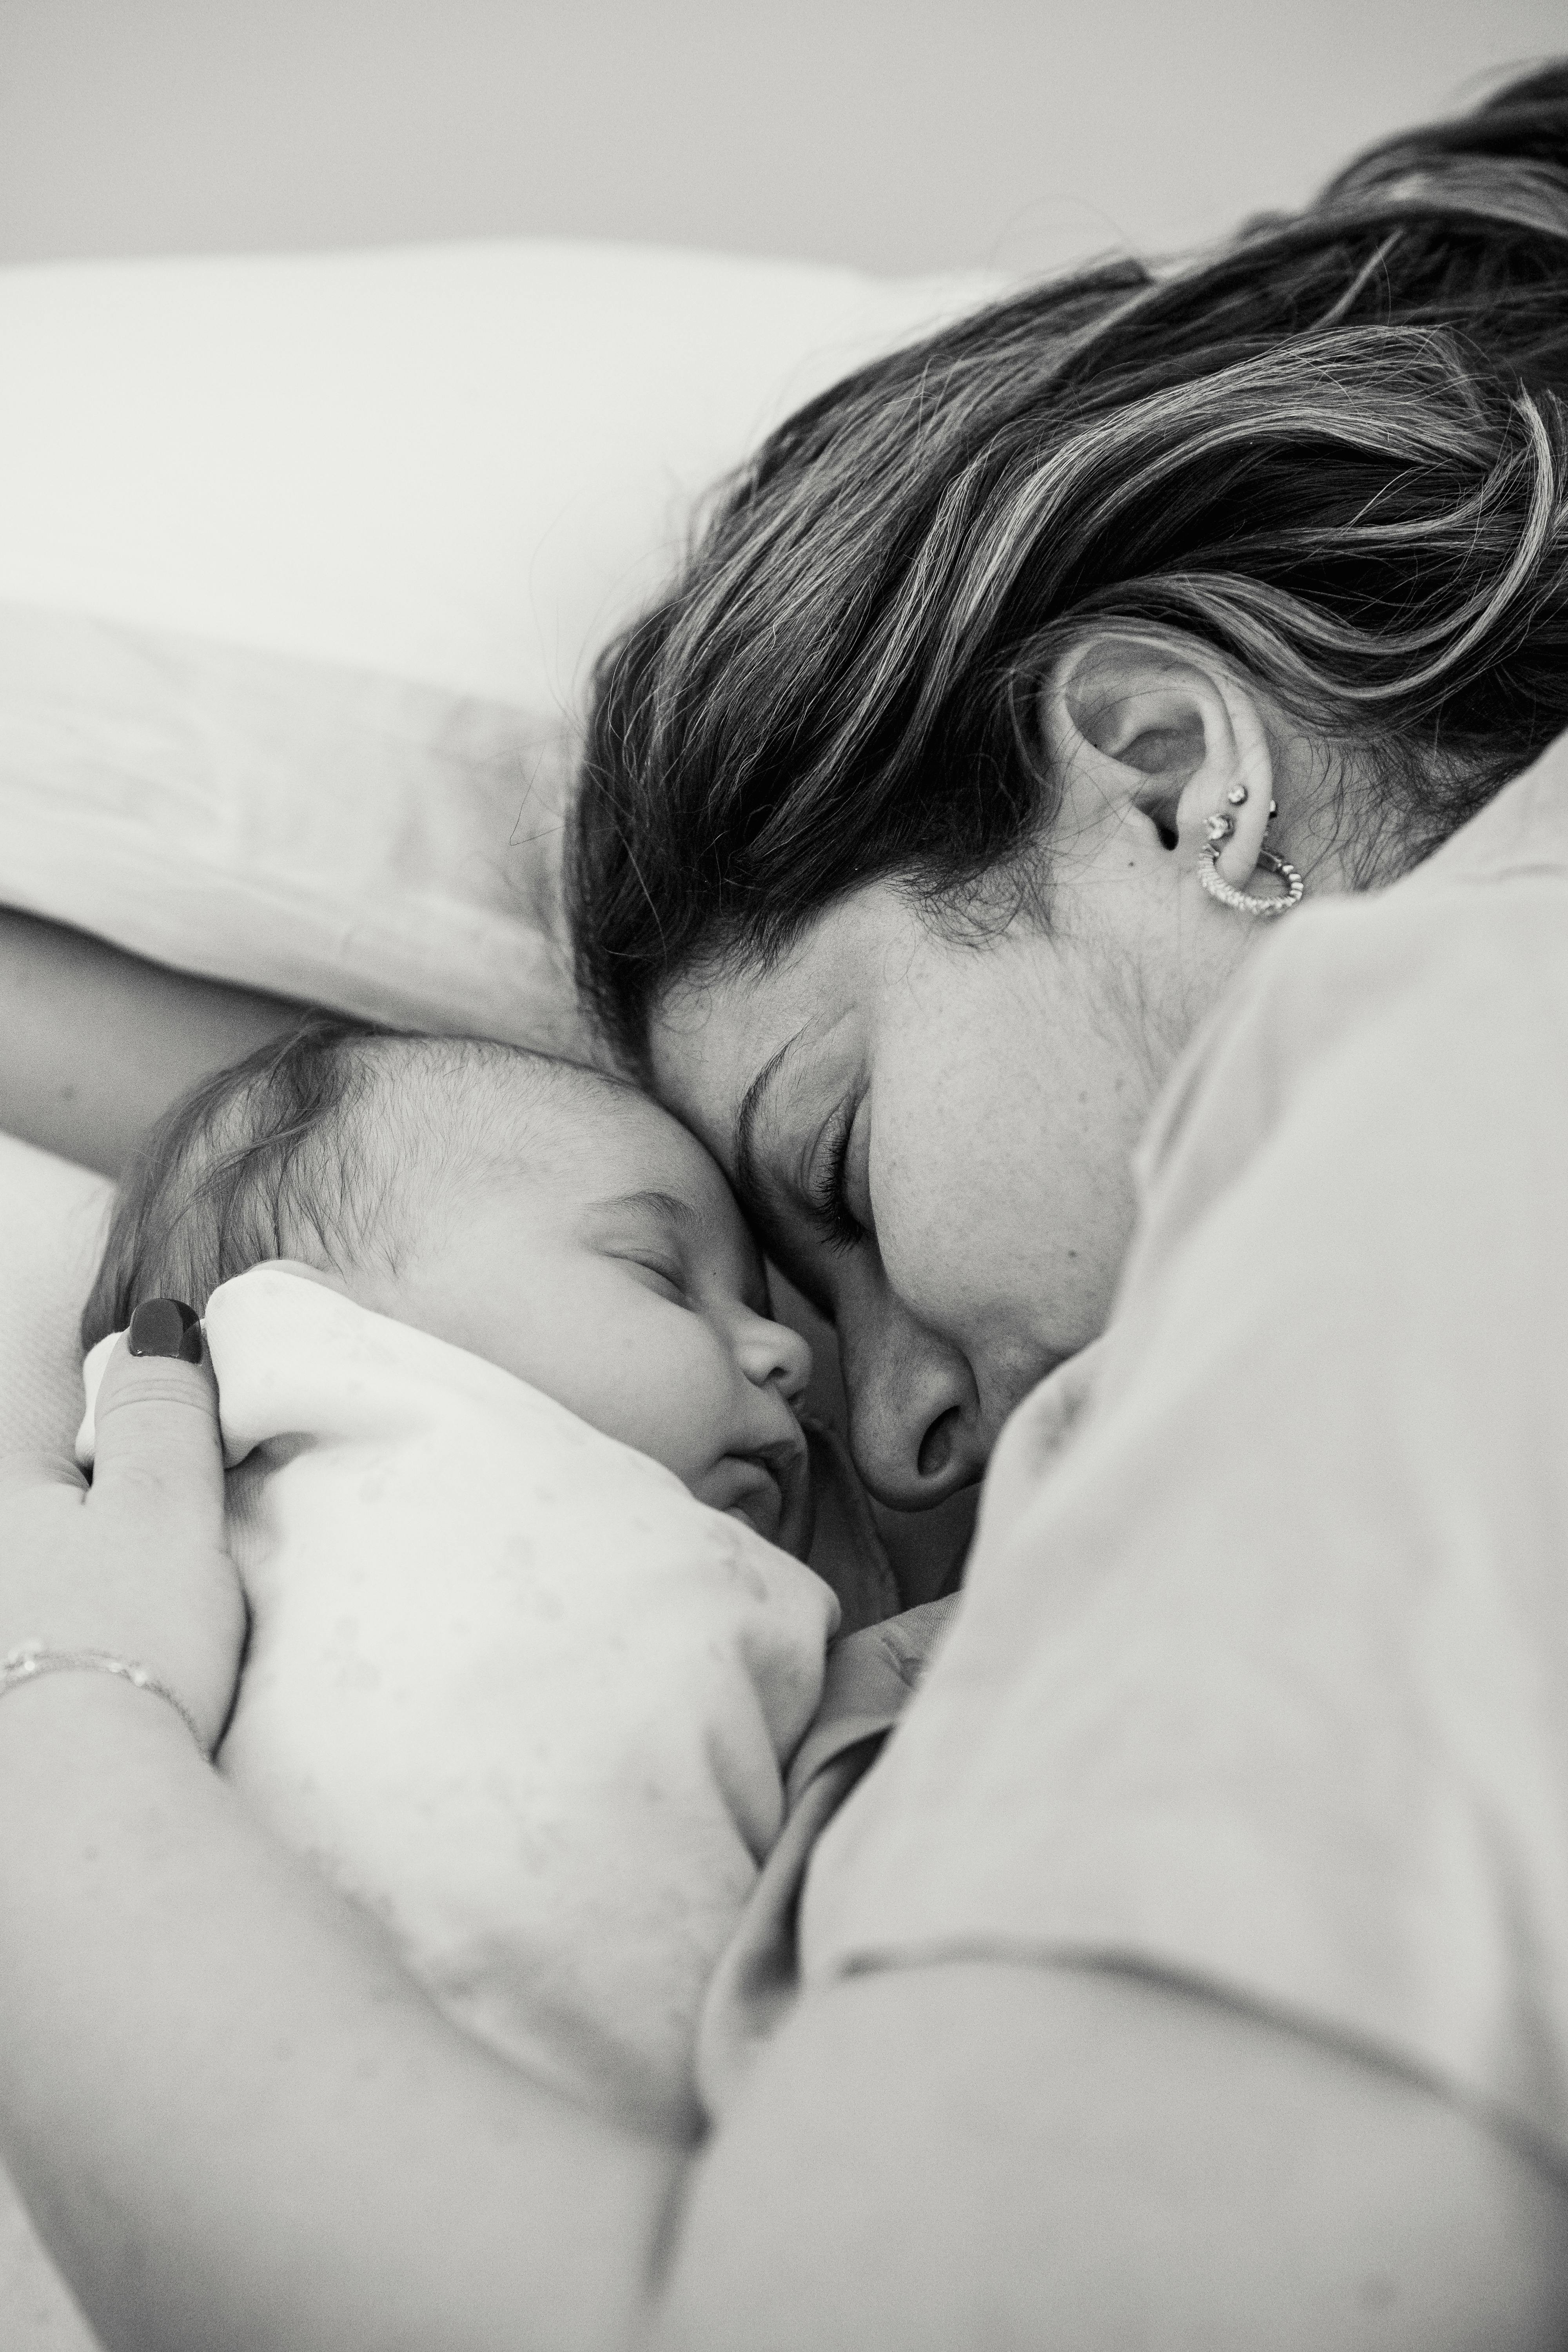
[650,883,1197,1510]
[646,637,1332,1508]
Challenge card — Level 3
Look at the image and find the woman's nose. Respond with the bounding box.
[838,1289,985,1510]
[735,1312,814,1408]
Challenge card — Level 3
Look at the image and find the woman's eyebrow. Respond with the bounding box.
[733,1030,806,1212]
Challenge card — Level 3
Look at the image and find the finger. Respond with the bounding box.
[0,1441,88,1502]
[91,1303,225,1533]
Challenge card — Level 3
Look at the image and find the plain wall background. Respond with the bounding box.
[0,0,1561,279]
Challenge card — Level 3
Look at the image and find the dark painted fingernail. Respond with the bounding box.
[127,1299,204,1364]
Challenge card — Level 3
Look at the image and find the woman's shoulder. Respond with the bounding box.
[1268,726,1568,1003]
[1140,741,1568,1199]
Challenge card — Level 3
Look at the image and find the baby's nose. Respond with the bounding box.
[737,1313,813,1408]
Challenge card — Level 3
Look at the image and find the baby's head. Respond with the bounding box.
[85,1018,814,1550]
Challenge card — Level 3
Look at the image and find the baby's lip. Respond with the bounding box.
[705,1436,814,1555]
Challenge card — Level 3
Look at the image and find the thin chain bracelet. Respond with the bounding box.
[0,1642,207,1754]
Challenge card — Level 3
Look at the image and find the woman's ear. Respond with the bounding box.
[1043,632,1278,891]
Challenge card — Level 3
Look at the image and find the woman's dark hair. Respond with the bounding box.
[570,62,1568,1073]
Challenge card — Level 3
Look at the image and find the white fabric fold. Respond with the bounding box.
[82,1264,837,2137]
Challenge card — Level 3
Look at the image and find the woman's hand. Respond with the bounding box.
[0,1302,244,1752]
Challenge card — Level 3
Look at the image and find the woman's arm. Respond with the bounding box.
[7,1694,1561,2352]
[658,1961,1568,2352]
[0,1685,679,2352]
[0,906,304,1175]
[2,1343,1563,2351]
[0,1337,677,2352]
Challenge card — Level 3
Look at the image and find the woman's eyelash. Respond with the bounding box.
[806,1100,866,1254]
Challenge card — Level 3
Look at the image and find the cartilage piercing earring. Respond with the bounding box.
[1199,792,1302,916]
[1200,844,1305,918]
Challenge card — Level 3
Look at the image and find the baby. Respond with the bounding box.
[77,1016,880,2137]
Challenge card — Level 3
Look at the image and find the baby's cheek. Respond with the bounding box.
[601,1316,736,1489]
[666,1347,743,1490]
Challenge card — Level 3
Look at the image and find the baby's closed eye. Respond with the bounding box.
[615,1252,690,1303]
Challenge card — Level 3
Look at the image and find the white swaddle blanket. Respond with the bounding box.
[79,1264,837,2138]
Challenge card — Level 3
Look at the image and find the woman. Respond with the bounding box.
[3,64,1568,2349]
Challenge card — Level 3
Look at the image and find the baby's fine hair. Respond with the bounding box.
[83,1014,628,1351]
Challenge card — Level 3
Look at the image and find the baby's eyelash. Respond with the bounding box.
[806,1100,865,1254]
[615,1251,688,1301]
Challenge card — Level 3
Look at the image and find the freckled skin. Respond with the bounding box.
[649,640,1356,1508]
[653,904,1157,1508]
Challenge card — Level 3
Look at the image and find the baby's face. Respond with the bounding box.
[347,1087,815,1553]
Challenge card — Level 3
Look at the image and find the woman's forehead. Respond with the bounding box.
[648,888,908,1131]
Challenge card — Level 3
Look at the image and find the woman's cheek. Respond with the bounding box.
[866,1096,1091,1436]
[869,1115,996,1344]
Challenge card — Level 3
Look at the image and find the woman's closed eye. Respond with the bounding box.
[805,1093,871,1254]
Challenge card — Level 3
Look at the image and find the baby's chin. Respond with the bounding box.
[696,1453,815,1559]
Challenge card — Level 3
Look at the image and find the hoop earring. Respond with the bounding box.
[1199,847,1305,918]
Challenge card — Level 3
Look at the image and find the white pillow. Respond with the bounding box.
[0,604,589,1050]
[0,241,998,1033]
[0,1131,111,1463]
